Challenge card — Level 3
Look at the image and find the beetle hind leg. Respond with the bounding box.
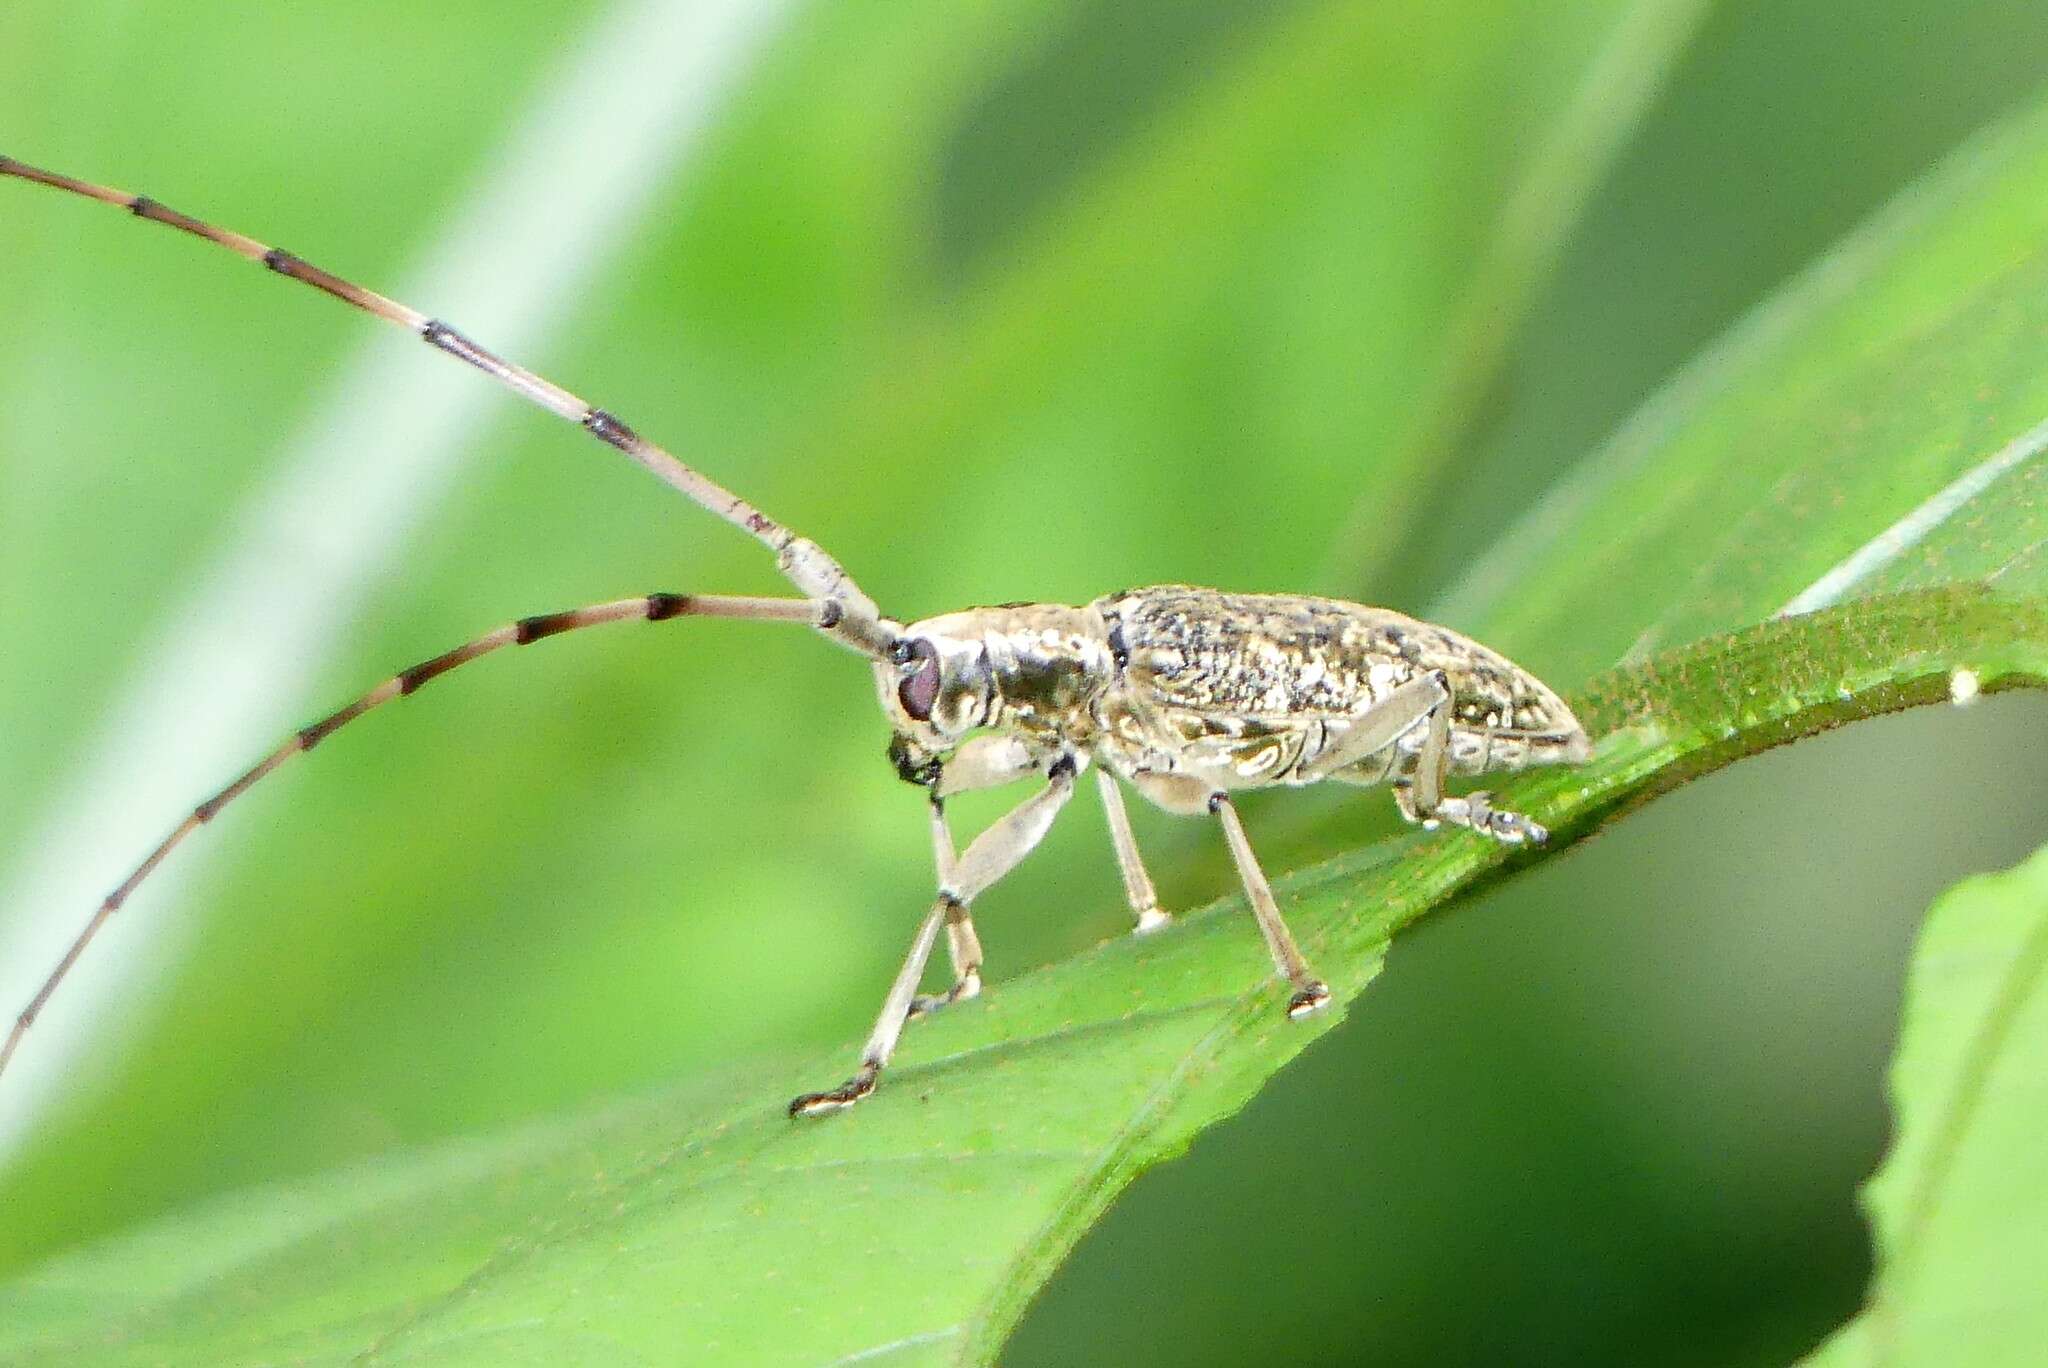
[1394,691,1548,845]
[1396,785,1547,845]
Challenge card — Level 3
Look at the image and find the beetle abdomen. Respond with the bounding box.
[1094,584,1588,779]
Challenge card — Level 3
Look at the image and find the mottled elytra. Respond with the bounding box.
[0,157,1591,1115]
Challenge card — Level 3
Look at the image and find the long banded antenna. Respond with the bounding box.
[0,593,827,1081]
[0,157,892,655]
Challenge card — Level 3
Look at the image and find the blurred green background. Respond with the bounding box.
[3,1,2047,1364]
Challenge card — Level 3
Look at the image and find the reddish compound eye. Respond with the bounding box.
[897,639,942,721]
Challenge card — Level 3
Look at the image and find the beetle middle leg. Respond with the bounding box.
[1095,769,1171,934]
[790,758,1080,1115]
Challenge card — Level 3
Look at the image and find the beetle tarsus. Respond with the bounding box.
[1286,981,1331,1018]
[789,1065,877,1117]
[906,970,981,1022]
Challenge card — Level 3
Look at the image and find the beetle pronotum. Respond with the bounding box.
[0,157,1591,1115]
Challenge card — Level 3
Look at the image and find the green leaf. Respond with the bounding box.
[1802,844,2048,1368]
[7,6,2048,1368]
[0,592,2042,1367]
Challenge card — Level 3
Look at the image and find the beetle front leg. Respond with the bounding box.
[908,803,983,1018]
[788,899,947,1116]
[790,759,1079,1116]
[902,734,1042,1017]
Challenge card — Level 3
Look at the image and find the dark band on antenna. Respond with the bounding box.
[299,698,374,750]
[582,408,639,451]
[398,644,476,695]
[262,247,378,313]
[514,611,581,644]
[422,318,491,368]
[646,593,692,621]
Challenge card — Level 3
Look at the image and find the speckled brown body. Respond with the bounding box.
[887,585,1589,818]
[1089,586,1587,809]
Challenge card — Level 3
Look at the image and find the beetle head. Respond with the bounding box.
[876,620,996,754]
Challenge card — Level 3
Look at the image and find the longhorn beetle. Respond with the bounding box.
[0,157,1592,1116]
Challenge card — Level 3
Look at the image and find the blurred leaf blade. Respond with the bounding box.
[848,0,1710,608]
[1317,0,1711,592]
[1802,844,2048,1368]
[1434,94,2048,684]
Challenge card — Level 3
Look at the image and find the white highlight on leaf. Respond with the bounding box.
[0,0,797,1155]
[816,1326,966,1367]
[1776,413,2048,618]
[1431,110,2033,632]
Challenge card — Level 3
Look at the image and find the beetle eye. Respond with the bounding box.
[897,639,942,721]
